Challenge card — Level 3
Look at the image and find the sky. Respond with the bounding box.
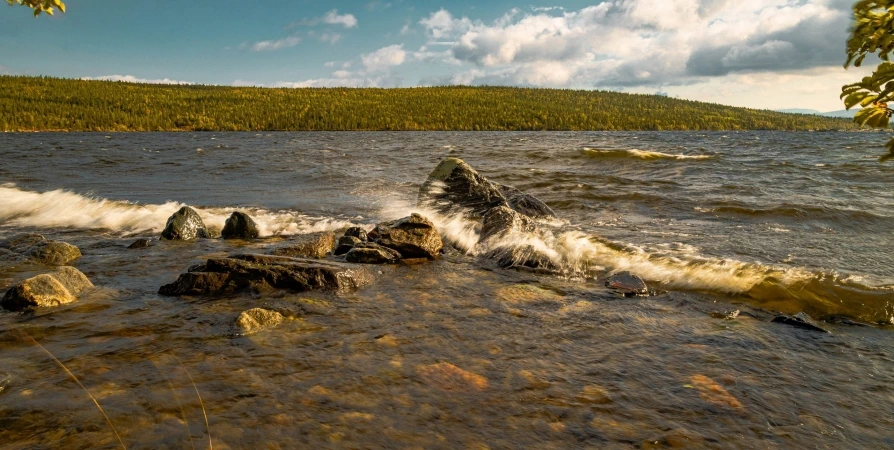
[0,0,875,111]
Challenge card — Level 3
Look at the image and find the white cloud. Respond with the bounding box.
[82,75,193,85]
[362,44,407,72]
[251,35,301,52]
[319,32,342,45]
[323,10,358,28]
[274,73,401,88]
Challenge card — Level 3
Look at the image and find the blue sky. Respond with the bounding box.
[0,0,872,111]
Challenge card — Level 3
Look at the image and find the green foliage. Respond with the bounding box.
[843,0,894,160]
[0,75,857,132]
[5,0,65,16]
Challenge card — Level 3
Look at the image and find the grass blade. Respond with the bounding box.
[150,357,196,450]
[172,354,212,450]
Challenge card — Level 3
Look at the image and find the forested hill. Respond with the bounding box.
[0,75,858,132]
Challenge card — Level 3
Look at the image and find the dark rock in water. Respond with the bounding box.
[344,227,369,242]
[221,211,260,239]
[22,241,81,265]
[160,206,209,241]
[334,236,363,256]
[418,157,556,220]
[772,312,830,333]
[128,238,152,249]
[710,310,740,320]
[605,272,649,297]
[345,242,402,264]
[480,206,536,242]
[373,214,443,259]
[1,233,47,253]
[268,232,336,259]
[159,253,372,296]
[235,308,284,334]
[487,245,556,271]
[1,266,93,311]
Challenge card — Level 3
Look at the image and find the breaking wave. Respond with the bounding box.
[580,148,715,160]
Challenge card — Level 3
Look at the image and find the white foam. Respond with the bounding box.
[581,148,714,160]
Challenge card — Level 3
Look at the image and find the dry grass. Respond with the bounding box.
[172,354,213,450]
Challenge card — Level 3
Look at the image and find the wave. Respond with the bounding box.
[0,184,356,237]
[580,148,714,161]
[697,202,886,225]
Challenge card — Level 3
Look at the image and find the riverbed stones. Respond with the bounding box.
[1,266,93,311]
[0,233,81,265]
[159,253,372,296]
[605,271,649,297]
[372,214,443,259]
[772,312,830,333]
[345,242,402,264]
[334,236,363,256]
[689,374,744,410]
[235,308,284,334]
[221,211,260,239]
[268,232,336,259]
[160,206,209,241]
[416,362,488,392]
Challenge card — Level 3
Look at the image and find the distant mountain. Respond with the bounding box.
[776,108,858,119]
[818,110,858,118]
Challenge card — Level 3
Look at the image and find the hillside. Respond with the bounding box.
[0,75,859,132]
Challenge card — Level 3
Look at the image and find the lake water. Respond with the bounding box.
[1,131,892,448]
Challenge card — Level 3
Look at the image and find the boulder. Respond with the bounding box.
[235,308,284,334]
[221,211,260,240]
[772,312,830,333]
[334,236,363,256]
[343,227,369,242]
[418,157,555,220]
[160,206,209,241]
[268,232,336,259]
[1,267,92,311]
[373,214,443,259]
[345,243,402,264]
[487,245,556,271]
[480,206,536,242]
[159,254,372,296]
[23,241,81,265]
[605,272,649,297]
[0,233,48,253]
[127,238,152,249]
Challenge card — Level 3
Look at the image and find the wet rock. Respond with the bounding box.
[576,385,612,405]
[221,211,260,240]
[159,254,372,296]
[689,374,744,410]
[418,157,555,220]
[127,238,152,249]
[0,233,48,253]
[23,241,82,265]
[345,243,402,264]
[160,206,209,241]
[416,362,488,392]
[495,284,564,304]
[710,310,740,320]
[235,308,284,334]
[480,206,536,241]
[1,266,93,311]
[772,312,830,333]
[487,245,556,271]
[343,227,369,242]
[372,214,443,259]
[334,236,363,256]
[268,232,336,259]
[605,271,649,297]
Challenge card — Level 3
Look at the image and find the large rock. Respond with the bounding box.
[0,233,81,265]
[1,266,93,311]
[221,212,260,239]
[159,254,372,296]
[345,243,402,264]
[235,308,284,334]
[334,236,363,256]
[487,245,556,271]
[160,206,209,241]
[605,272,649,297]
[343,227,369,242]
[268,232,336,259]
[480,206,536,242]
[772,312,830,333]
[418,158,555,220]
[0,233,48,253]
[373,214,443,259]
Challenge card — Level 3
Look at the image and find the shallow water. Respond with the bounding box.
[1,131,893,449]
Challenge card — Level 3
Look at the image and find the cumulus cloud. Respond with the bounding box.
[362,44,407,72]
[250,35,301,52]
[82,75,194,85]
[323,10,358,28]
[274,73,402,88]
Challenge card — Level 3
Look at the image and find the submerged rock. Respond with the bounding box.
[160,206,209,241]
[221,211,260,239]
[334,236,363,256]
[373,214,443,259]
[1,266,93,311]
[235,308,284,334]
[127,238,152,249]
[605,272,649,297]
[345,242,402,264]
[159,254,372,296]
[772,312,830,333]
[0,233,81,265]
[416,362,488,392]
[690,374,744,410]
[268,232,336,259]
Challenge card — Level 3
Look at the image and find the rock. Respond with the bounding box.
[221,211,260,239]
[480,206,536,242]
[345,243,402,264]
[772,312,830,333]
[710,310,740,320]
[127,238,152,249]
[235,308,284,334]
[343,227,369,242]
[495,284,564,304]
[416,362,488,392]
[159,254,372,296]
[689,374,744,410]
[0,233,48,253]
[334,236,363,256]
[487,245,556,271]
[418,157,555,220]
[0,266,94,311]
[268,232,336,259]
[160,206,209,241]
[605,271,649,297]
[373,214,443,259]
[22,241,82,265]
[576,385,613,405]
